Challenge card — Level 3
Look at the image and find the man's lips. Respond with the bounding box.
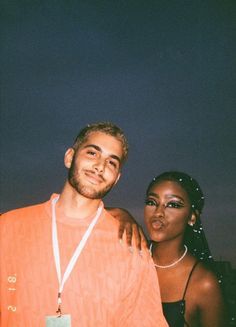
[84,171,104,184]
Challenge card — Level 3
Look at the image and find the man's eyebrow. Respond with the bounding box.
[83,144,121,163]
[83,144,101,152]
[110,154,121,164]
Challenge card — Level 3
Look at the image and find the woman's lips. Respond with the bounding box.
[151,219,164,230]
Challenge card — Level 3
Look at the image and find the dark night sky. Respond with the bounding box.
[1,1,236,266]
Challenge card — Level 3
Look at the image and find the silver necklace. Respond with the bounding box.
[150,244,188,269]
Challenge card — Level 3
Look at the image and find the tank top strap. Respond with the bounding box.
[182,261,199,300]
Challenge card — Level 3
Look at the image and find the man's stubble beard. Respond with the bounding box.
[68,156,116,199]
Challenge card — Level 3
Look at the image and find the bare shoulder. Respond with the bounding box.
[192,262,221,294]
[186,261,227,326]
[189,261,225,313]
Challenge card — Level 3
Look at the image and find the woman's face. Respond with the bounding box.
[144,180,195,243]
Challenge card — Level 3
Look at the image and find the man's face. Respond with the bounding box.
[66,131,123,199]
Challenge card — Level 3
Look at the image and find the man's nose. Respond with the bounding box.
[94,158,106,173]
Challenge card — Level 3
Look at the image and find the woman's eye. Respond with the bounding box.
[145,199,157,206]
[166,201,184,209]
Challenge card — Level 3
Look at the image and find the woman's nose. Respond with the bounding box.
[154,204,165,217]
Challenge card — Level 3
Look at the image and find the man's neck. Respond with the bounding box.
[57,183,102,219]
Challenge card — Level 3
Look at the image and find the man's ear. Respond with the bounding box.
[114,172,121,186]
[64,148,75,168]
[188,210,198,226]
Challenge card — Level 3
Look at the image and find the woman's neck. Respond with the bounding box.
[152,241,186,267]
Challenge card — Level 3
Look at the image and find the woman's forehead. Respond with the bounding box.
[149,180,189,197]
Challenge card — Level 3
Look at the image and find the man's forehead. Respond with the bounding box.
[81,132,123,158]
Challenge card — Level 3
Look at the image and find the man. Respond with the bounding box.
[0,122,167,326]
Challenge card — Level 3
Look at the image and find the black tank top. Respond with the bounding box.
[162,262,199,327]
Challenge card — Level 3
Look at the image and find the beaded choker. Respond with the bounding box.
[150,244,188,269]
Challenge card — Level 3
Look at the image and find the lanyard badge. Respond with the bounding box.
[46,314,71,327]
[50,196,103,318]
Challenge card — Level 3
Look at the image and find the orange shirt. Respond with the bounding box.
[0,195,168,327]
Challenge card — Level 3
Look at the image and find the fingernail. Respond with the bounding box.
[139,250,143,257]
[129,246,133,254]
[119,239,123,245]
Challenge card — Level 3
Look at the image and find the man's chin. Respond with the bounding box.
[78,186,107,199]
[69,179,113,199]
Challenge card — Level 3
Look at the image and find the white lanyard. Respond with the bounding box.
[51,196,103,315]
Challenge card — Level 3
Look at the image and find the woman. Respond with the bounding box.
[109,171,226,327]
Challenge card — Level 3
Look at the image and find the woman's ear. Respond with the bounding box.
[64,148,75,168]
[188,210,198,226]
